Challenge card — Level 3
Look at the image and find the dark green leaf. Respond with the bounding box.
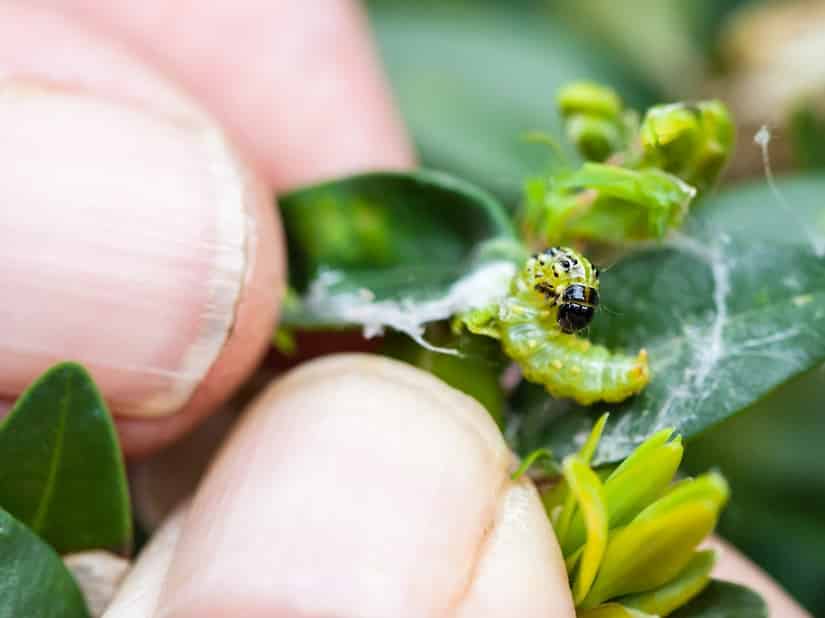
[0,363,131,554]
[0,506,89,618]
[669,580,767,617]
[369,3,654,202]
[511,175,825,464]
[684,365,825,615]
[279,170,525,337]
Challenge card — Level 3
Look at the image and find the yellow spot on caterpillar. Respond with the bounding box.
[571,365,582,375]
[527,339,537,349]
[793,294,813,306]
[579,340,592,352]
[552,359,564,370]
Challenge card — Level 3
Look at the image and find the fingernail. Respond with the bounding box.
[156,355,515,618]
[0,4,280,420]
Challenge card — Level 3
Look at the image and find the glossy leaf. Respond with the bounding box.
[683,364,825,614]
[369,3,653,202]
[511,175,825,464]
[0,362,131,554]
[279,170,524,341]
[0,506,90,617]
[670,580,768,618]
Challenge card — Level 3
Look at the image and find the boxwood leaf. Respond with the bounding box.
[669,580,768,617]
[511,175,825,464]
[0,362,131,554]
[369,2,654,202]
[279,170,526,347]
[0,506,89,617]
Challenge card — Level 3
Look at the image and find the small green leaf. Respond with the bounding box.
[279,170,524,344]
[511,175,825,464]
[669,580,768,618]
[622,550,715,616]
[563,457,608,605]
[580,500,716,609]
[0,506,90,617]
[581,473,726,609]
[0,362,132,554]
[564,429,683,554]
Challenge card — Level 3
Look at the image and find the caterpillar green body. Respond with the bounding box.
[457,248,649,405]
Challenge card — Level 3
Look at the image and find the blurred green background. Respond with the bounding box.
[366,1,825,614]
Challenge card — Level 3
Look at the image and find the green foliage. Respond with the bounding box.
[511,175,825,465]
[533,416,732,615]
[683,365,825,614]
[278,170,524,337]
[0,363,131,554]
[521,84,733,247]
[0,507,89,618]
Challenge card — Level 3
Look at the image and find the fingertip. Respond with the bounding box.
[155,355,573,618]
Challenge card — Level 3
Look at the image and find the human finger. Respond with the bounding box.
[0,3,283,456]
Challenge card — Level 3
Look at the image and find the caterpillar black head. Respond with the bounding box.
[526,247,600,334]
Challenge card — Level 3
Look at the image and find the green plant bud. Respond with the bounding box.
[563,456,609,605]
[580,473,728,609]
[577,603,656,618]
[563,429,684,554]
[557,82,627,162]
[621,550,716,616]
[640,100,734,194]
[566,116,626,162]
[558,82,623,120]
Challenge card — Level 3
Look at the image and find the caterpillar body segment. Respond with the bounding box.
[457,247,650,405]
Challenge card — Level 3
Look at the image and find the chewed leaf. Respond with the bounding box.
[563,457,608,605]
[622,550,716,616]
[511,175,825,465]
[279,170,524,348]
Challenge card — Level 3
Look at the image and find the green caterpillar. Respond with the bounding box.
[456,247,649,405]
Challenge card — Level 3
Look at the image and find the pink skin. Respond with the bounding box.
[0,2,808,615]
